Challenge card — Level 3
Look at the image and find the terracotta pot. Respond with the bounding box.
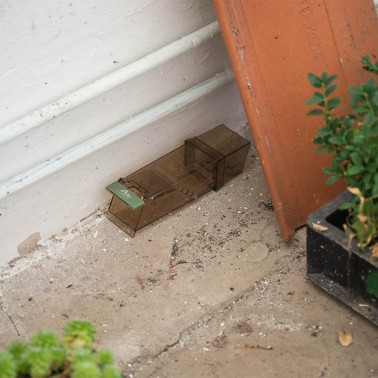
[213,0,378,239]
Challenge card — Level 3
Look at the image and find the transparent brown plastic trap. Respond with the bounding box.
[106,125,250,237]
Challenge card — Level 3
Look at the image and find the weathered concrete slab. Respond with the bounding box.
[0,147,377,378]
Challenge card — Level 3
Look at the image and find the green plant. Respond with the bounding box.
[306,55,378,257]
[0,320,122,378]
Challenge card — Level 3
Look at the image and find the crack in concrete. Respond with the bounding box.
[126,287,256,377]
[0,297,21,337]
[125,248,305,377]
[125,312,216,376]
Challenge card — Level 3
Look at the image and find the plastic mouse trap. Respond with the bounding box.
[106,125,250,237]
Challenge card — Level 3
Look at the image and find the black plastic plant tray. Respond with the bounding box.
[307,191,378,326]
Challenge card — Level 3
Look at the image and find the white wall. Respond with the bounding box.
[0,0,246,265]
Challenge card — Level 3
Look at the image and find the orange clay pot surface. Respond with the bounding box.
[213,0,378,240]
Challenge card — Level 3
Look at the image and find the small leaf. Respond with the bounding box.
[366,162,376,173]
[372,91,378,106]
[339,329,353,347]
[313,137,323,145]
[325,175,338,185]
[324,74,337,86]
[312,223,328,232]
[348,87,364,96]
[353,106,369,114]
[350,153,362,166]
[305,92,324,105]
[317,128,330,137]
[367,77,376,89]
[347,165,363,176]
[307,109,324,116]
[325,84,337,96]
[361,110,375,127]
[362,55,378,73]
[307,73,322,88]
[315,145,328,153]
[322,167,334,175]
[339,201,354,210]
[328,97,341,110]
[365,266,378,296]
[372,175,378,196]
[328,136,343,145]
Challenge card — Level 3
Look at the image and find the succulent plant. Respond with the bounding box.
[0,320,122,378]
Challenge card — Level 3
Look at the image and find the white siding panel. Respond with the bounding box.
[0,0,216,127]
[0,1,246,265]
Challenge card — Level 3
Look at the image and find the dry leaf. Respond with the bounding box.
[244,343,273,350]
[212,335,228,348]
[357,213,368,223]
[370,242,378,261]
[312,223,328,232]
[339,329,353,347]
[347,187,363,198]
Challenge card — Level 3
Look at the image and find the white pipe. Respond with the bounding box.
[0,69,234,200]
[0,21,220,145]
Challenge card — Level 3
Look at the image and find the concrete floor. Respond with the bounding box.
[0,145,377,378]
